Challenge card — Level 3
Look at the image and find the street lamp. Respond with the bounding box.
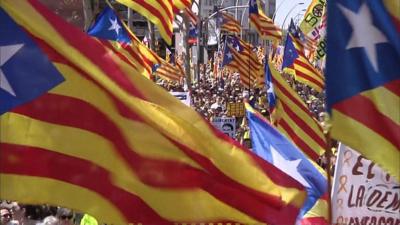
[293,9,306,25]
[272,0,291,22]
[281,2,304,29]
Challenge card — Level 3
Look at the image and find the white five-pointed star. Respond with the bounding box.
[270,146,311,188]
[337,3,388,72]
[226,52,233,59]
[0,44,24,96]
[109,18,121,35]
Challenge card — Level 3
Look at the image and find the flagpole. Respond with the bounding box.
[322,117,333,224]
[247,0,251,93]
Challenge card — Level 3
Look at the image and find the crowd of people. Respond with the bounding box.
[0,202,79,225]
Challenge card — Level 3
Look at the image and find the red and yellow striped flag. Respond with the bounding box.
[249,0,282,42]
[116,0,175,45]
[283,34,325,93]
[220,12,241,34]
[0,1,307,224]
[222,36,263,88]
[326,0,400,179]
[269,62,326,161]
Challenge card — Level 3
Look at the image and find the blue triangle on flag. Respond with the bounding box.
[0,8,65,115]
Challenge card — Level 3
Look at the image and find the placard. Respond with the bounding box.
[331,144,400,225]
[211,117,236,139]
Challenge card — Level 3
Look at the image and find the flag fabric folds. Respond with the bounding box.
[245,103,329,225]
[268,62,326,161]
[115,0,174,45]
[282,34,325,93]
[221,36,263,88]
[87,5,131,44]
[326,0,400,178]
[264,60,276,111]
[0,11,64,114]
[217,12,241,35]
[0,1,307,224]
[249,0,282,42]
[87,5,183,82]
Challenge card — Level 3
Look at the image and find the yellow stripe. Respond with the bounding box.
[383,0,400,21]
[331,109,400,179]
[279,111,325,155]
[270,63,326,155]
[302,198,329,220]
[116,0,172,44]
[0,175,127,224]
[107,41,152,79]
[3,0,305,212]
[361,86,400,126]
[50,64,201,169]
[0,114,263,223]
[274,87,325,142]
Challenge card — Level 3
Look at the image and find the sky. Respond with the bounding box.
[273,0,312,29]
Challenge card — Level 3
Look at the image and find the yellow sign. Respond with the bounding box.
[227,102,245,117]
[300,0,326,36]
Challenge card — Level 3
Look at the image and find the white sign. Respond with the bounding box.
[211,117,236,139]
[170,91,191,106]
[331,144,400,225]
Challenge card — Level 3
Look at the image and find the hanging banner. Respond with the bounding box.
[170,91,191,106]
[300,0,326,40]
[331,144,400,225]
[211,117,236,139]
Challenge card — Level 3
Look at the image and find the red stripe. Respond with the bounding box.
[250,16,281,39]
[126,0,173,36]
[9,97,303,224]
[0,143,170,224]
[28,0,146,100]
[122,44,153,72]
[273,79,324,134]
[334,95,400,149]
[99,39,140,71]
[390,15,400,32]
[294,59,324,80]
[232,51,260,73]
[293,66,325,90]
[11,94,218,188]
[278,118,321,160]
[299,217,329,225]
[166,138,303,225]
[280,101,326,150]
[383,79,400,96]
[11,92,304,222]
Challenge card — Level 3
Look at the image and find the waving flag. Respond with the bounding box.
[249,0,282,42]
[221,36,263,88]
[246,103,329,225]
[87,5,182,82]
[326,0,400,178]
[116,0,174,45]
[217,11,241,34]
[0,1,306,224]
[264,59,276,111]
[282,34,325,93]
[0,11,64,114]
[268,62,326,161]
[87,5,153,79]
[87,6,131,44]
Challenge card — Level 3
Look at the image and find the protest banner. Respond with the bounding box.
[332,144,400,225]
[211,117,236,139]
